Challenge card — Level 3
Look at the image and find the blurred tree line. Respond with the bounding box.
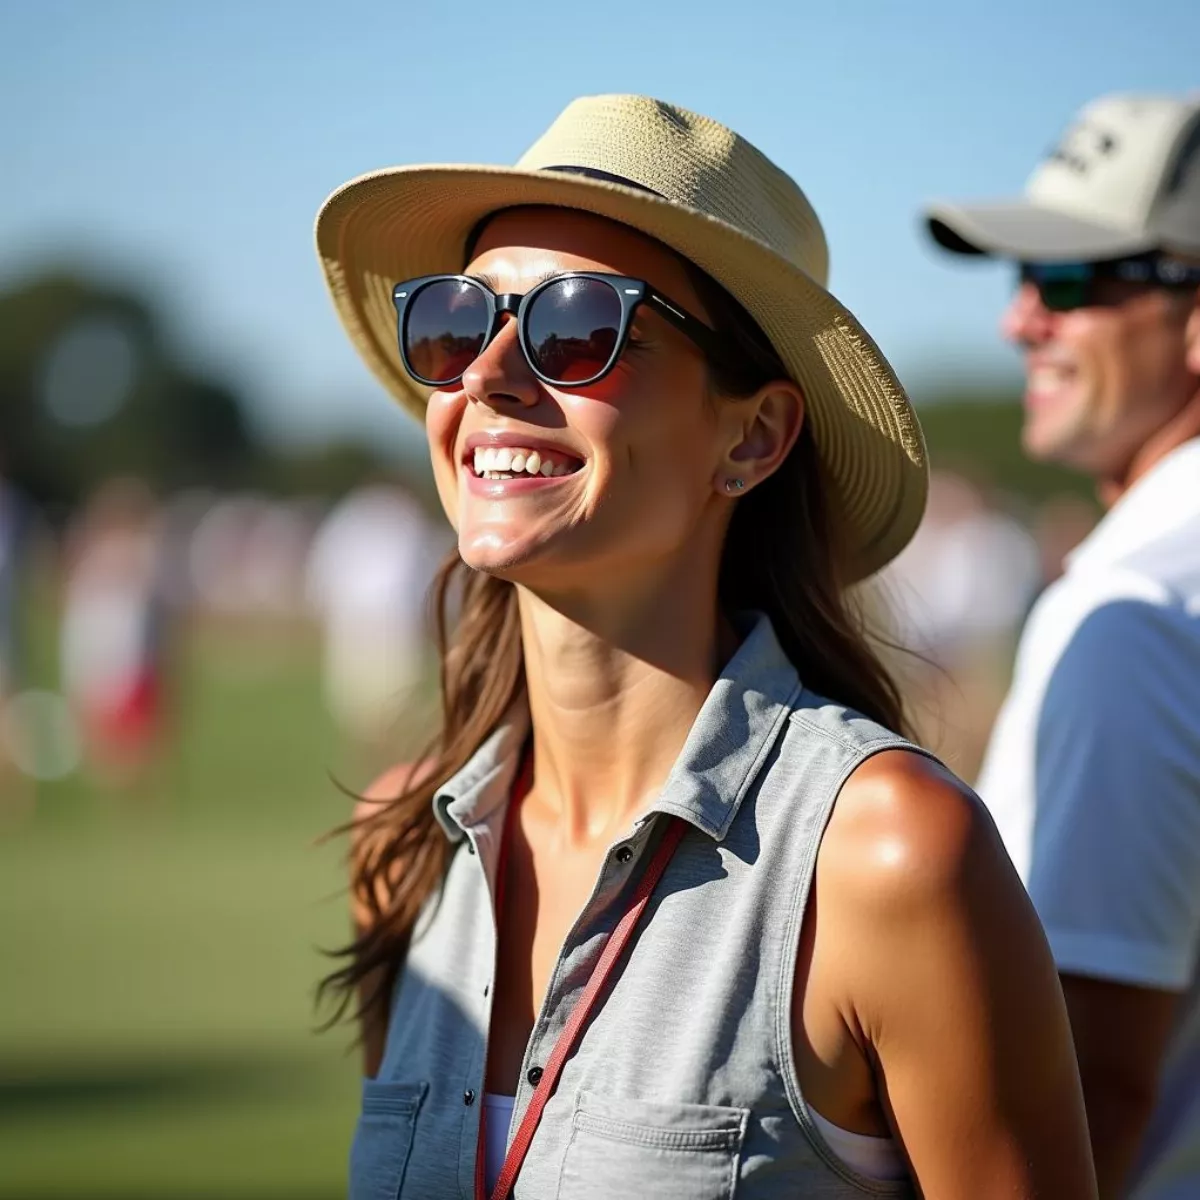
[0,269,412,520]
[0,266,1090,521]
[916,382,1091,505]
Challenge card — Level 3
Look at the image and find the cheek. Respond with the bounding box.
[425,390,465,520]
[1057,315,1100,362]
[1057,316,1117,403]
[1119,310,1184,397]
[597,388,720,524]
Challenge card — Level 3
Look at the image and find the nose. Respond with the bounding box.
[461,316,541,411]
[1001,281,1056,348]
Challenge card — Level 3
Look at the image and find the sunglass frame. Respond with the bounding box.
[1018,253,1200,313]
[392,271,734,388]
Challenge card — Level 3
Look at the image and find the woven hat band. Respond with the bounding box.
[542,166,665,198]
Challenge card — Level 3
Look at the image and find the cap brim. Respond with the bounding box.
[925,199,1155,262]
[316,163,927,580]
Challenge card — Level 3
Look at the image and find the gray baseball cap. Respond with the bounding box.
[926,93,1200,262]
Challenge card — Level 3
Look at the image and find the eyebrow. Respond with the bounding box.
[469,268,563,296]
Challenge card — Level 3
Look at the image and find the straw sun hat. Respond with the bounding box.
[315,94,927,579]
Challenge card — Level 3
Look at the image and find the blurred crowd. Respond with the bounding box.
[878,470,1097,780]
[0,463,1095,812]
[0,470,449,812]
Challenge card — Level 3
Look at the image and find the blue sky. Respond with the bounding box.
[2,0,1197,452]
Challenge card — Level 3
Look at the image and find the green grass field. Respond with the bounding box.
[0,621,423,1199]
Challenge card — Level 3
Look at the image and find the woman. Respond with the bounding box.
[316,95,1096,1199]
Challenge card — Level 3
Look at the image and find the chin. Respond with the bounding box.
[457,531,549,579]
[1021,420,1063,464]
[1022,400,1087,467]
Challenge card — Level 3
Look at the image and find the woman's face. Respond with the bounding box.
[425,208,744,591]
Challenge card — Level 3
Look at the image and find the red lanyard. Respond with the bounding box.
[474,758,686,1200]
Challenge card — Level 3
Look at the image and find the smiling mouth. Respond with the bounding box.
[1025,354,1079,396]
[468,446,583,480]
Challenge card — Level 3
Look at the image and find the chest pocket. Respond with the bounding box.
[555,1091,748,1200]
[348,1079,427,1200]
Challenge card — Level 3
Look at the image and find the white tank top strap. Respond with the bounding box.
[809,1109,907,1181]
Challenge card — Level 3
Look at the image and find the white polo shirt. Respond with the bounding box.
[976,437,1200,1199]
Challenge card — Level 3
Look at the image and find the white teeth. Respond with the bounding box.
[1029,363,1074,390]
[468,446,580,479]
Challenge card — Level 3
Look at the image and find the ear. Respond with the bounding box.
[1185,288,1200,375]
[715,379,805,495]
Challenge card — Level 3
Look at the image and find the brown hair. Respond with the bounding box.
[318,237,910,1033]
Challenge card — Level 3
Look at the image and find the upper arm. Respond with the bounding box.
[1029,598,1200,993]
[826,751,1096,1199]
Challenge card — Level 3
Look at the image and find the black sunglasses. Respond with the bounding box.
[1018,253,1200,313]
[392,271,737,388]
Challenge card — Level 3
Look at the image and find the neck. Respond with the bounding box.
[1099,385,1200,507]
[516,555,736,848]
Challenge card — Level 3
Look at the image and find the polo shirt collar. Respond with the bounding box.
[432,612,802,844]
[1067,437,1200,573]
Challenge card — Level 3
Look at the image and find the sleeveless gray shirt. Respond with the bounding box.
[350,615,920,1198]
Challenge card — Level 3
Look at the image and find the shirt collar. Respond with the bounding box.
[432,612,802,844]
[1066,437,1200,573]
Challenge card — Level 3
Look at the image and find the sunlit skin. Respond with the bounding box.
[360,208,1096,1197]
[1002,278,1200,502]
[426,209,784,599]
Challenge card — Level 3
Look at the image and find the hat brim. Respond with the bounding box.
[925,198,1155,262]
[316,164,927,580]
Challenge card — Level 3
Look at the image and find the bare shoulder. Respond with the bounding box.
[353,759,439,832]
[354,762,426,826]
[810,757,1095,1196]
[818,748,1011,917]
[350,760,435,931]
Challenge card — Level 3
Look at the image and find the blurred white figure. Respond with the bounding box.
[879,471,1042,781]
[885,471,1040,663]
[242,499,322,619]
[60,478,171,787]
[186,493,271,618]
[306,485,442,749]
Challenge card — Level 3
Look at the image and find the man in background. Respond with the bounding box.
[926,93,1200,1198]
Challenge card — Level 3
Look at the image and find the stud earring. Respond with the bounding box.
[724,478,746,493]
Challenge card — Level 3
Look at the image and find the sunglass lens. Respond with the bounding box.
[404,279,489,384]
[526,277,623,384]
[1019,264,1091,313]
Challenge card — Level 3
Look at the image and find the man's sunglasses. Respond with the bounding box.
[392,271,736,388]
[1018,253,1200,313]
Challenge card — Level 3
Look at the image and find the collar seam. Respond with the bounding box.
[710,677,805,839]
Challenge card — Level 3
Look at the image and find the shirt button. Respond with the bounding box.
[463,1089,476,1106]
[615,845,633,863]
[483,983,489,997]
[527,1066,543,1086]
